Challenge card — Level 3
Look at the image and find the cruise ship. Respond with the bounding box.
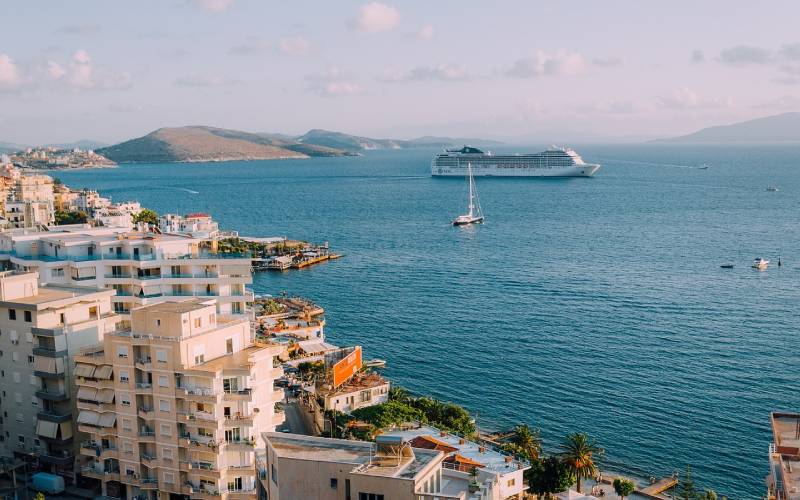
[431,146,601,177]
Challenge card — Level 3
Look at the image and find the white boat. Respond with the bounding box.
[432,145,600,177]
[766,186,779,192]
[453,162,484,226]
[752,257,769,270]
[364,359,386,368]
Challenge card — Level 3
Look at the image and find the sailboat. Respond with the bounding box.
[452,162,484,226]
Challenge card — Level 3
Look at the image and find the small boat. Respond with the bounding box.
[752,257,769,270]
[766,186,779,192]
[720,263,734,269]
[364,359,386,369]
[698,164,710,170]
[453,162,484,226]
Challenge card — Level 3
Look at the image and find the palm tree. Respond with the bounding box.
[389,386,412,404]
[559,432,602,493]
[512,424,542,462]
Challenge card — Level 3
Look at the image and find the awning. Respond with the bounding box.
[77,410,100,426]
[36,420,58,438]
[98,413,116,428]
[33,356,57,373]
[77,386,97,401]
[97,389,115,403]
[74,363,96,378]
[59,421,73,440]
[94,365,113,379]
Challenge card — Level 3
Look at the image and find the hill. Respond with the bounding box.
[46,139,109,151]
[654,112,800,143]
[96,126,352,163]
[0,141,29,154]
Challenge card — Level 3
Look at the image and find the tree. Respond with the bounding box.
[613,478,635,500]
[389,386,412,404]
[54,210,88,225]
[679,465,697,500]
[132,208,158,226]
[35,493,46,500]
[701,490,718,500]
[511,424,542,462]
[558,432,602,493]
[528,456,575,498]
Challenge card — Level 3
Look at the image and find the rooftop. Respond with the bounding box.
[262,432,441,480]
[326,372,389,397]
[382,424,528,476]
[190,345,272,373]
[0,283,114,309]
[135,298,214,315]
[771,412,800,500]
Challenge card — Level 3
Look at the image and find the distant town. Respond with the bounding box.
[3,146,116,170]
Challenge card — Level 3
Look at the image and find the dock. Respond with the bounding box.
[639,476,678,496]
[252,252,342,272]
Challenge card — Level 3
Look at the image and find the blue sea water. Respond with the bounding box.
[55,145,800,497]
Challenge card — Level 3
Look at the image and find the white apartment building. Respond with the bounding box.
[159,213,237,239]
[76,299,285,499]
[93,201,142,229]
[0,226,253,317]
[0,271,117,482]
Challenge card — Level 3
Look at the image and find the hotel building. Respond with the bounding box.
[0,226,253,318]
[0,270,117,482]
[768,412,800,500]
[76,299,286,499]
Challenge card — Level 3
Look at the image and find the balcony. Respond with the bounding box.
[81,466,120,482]
[39,452,74,466]
[37,410,71,423]
[36,389,69,401]
[140,478,159,489]
[141,454,157,466]
[224,487,257,499]
[138,429,156,442]
[135,382,153,394]
[104,273,133,279]
[134,357,152,370]
[223,414,253,427]
[223,437,255,450]
[186,411,217,423]
[78,378,114,390]
[138,407,155,419]
[222,388,251,402]
[177,386,217,402]
[31,326,64,337]
[32,346,67,358]
[186,462,220,478]
[183,483,221,499]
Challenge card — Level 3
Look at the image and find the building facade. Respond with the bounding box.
[76,299,285,499]
[0,226,253,318]
[0,270,117,482]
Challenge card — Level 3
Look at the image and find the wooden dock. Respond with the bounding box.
[639,476,678,497]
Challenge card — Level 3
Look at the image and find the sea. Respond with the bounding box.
[55,144,800,497]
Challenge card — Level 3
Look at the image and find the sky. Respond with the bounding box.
[1,0,800,145]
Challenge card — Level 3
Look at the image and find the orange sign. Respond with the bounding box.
[332,346,362,387]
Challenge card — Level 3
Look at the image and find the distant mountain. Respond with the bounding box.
[46,139,109,151]
[296,129,504,150]
[654,112,800,143]
[0,141,29,154]
[96,126,353,163]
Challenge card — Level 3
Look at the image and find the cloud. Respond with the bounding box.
[306,67,364,96]
[279,36,311,56]
[188,0,234,12]
[349,2,400,33]
[228,38,272,56]
[754,95,800,109]
[506,50,586,78]
[379,63,469,82]
[591,57,622,68]
[174,74,242,87]
[718,45,772,66]
[414,24,434,40]
[57,24,102,35]
[0,54,23,91]
[47,61,66,80]
[690,49,705,64]
[780,43,800,61]
[656,87,733,109]
[588,99,654,114]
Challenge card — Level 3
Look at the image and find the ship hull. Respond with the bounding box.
[431,164,600,177]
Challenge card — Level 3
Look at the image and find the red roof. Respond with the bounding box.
[409,435,459,454]
[184,213,211,219]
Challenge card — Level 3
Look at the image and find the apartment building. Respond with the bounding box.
[258,433,451,500]
[3,173,56,229]
[768,412,800,500]
[76,299,286,500]
[159,213,236,239]
[0,270,117,482]
[0,226,253,317]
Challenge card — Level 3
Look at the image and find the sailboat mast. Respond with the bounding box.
[467,162,475,217]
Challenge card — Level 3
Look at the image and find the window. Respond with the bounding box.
[15,413,22,423]
[124,441,133,453]
[160,423,171,437]
[159,399,170,412]
[117,345,129,358]
[508,478,516,487]
[121,394,131,407]
[12,372,19,383]
[223,378,238,393]
[358,494,384,500]
[29,375,36,385]
[162,447,173,461]
[50,268,64,278]
[59,313,65,325]
[164,472,174,485]
[156,350,167,363]
[11,352,18,362]
[226,338,233,354]
[17,435,24,444]
[194,317,202,328]
[30,396,38,406]
[271,464,278,485]
[119,370,129,383]
[330,478,338,488]
[25,332,32,343]
[23,311,31,323]
[158,375,168,388]
[8,309,15,320]
[227,478,243,492]
[193,345,204,365]
[155,319,161,327]
[27,355,33,364]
